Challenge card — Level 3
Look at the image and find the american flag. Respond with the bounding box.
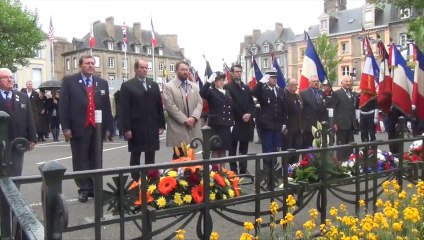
[48,16,55,41]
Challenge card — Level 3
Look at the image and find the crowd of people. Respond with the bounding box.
[0,54,422,201]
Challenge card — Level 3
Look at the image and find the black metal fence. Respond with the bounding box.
[1,111,423,240]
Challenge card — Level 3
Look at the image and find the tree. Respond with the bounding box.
[0,0,45,72]
[314,33,343,86]
[368,0,424,49]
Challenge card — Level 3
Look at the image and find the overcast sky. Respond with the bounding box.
[21,0,365,75]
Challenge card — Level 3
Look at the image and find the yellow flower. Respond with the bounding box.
[361,222,372,232]
[270,201,279,215]
[375,199,383,207]
[392,221,403,231]
[239,233,254,240]
[179,179,188,188]
[295,230,303,239]
[174,193,183,206]
[358,199,365,207]
[224,178,230,186]
[351,236,359,240]
[339,204,347,212]
[330,207,338,217]
[407,183,414,188]
[183,194,192,204]
[222,194,227,200]
[168,170,178,178]
[210,171,216,178]
[209,231,219,240]
[309,208,319,219]
[382,181,390,190]
[286,195,297,207]
[398,190,407,199]
[270,222,276,230]
[244,222,254,231]
[175,229,186,240]
[210,192,216,201]
[255,218,263,224]
[228,189,235,198]
[403,207,421,223]
[147,184,157,194]
[279,219,287,226]
[285,213,294,223]
[367,233,377,240]
[303,220,316,230]
[156,196,167,208]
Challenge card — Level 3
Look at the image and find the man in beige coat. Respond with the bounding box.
[163,61,203,148]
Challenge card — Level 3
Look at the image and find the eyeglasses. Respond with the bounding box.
[0,76,14,80]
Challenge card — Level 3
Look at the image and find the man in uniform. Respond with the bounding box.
[358,95,378,142]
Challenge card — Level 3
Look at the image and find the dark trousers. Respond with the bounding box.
[360,114,376,142]
[261,129,282,172]
[302,131,314,149]
[70,126,100,194]
[388,130,400,154]
[282,131,302,164]
[229,139,248,174]
[336,128,354,161]
[130,151,155,181]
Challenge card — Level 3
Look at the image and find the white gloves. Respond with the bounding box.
[412,104,416,111]
[374,109,379,124]
[259,74,270,83]
[355,109,360,119]
[282,124,287,132]
[207,72,217,83]
[374,118,378,124]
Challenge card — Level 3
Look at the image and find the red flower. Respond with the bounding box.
[383,162,391,170]
[403,153,410,160]
[147,170,160,180]
[213,173,226,187]
[410,155,421,162]
[211,164,220,172]
[188,172,200,184]
[158,176,177,196]
[191,184,204,204]
[300,159,309,167]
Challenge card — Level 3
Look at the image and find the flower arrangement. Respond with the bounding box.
[343,149,399,174]
[404,138,424,163]
[129,143,241,209]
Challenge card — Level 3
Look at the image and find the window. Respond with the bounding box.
[135,45,140,53]
[263,45,269,53]
[169,64,175,72]
[364,11,373,23]
[300,48,306,60]
[122,58,128,69]
[121,43,127,52]
[320,19,328,29]
[250,47,257,55]
[342,66,350,76]
[108,42,114,50]
[159,49,163,55]
[148,61,152,71]
[122,73,129,81]
[147,48,152,55]
[275,43,282,51]
[94,56,100,68]
[66,59,70,71]
[32,68,42,88]
[73,57,77,69]
[108,74,115,81]
[263,58,269,68]
[108,57,115,68]
[341,41,349,54]
[399,33,408,48]
[400,8,411,19]
[34,49,41,58]
[159,62,164,71]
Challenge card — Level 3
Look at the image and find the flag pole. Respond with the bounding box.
[51,40,55,79]
[152,42,156,83]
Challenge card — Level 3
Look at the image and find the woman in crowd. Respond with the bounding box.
[46,90,60,142]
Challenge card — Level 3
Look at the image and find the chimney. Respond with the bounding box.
[133,22,141,42]
[161,34,179,50]
[324,0,346,15]
[105,16,115,39]
[252,29,261,43]
[275,22,284,38]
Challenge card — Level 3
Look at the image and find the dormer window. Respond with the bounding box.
[134,45,140,53]
[159,49,163,55]
[400,8,411,19]
[364,10,373,23]
[108,42,114,51]
[321,19,328,29]
[275,43,282,51]
[263,45,269,53]
[250,47,257,55]
[147,47,152,55]
[399,33,408,48]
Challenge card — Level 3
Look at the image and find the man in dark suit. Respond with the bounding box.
[300,75,328,148]
[120,59,165,182]
[59,55,113,202]
[0,68,36,177]
[21,81,45,141]
[282,78,302,163]
[333,75,356,161]
[224,64,255,174]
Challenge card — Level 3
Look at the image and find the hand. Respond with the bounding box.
[333,124,338,132]
[255,104,260,108]
[412,105,416,111]
[63,129,72,142]
[124,130,132,140]
[185,117,196,127]
[29,142,35,151]
[242,113,251,123]
[374,118,378,124]
[159,128,164,135]
[259,74,270,84]
[207,72,217,83]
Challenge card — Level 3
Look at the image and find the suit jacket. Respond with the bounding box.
[333,88,356,130]
[120,77,165,152]
[284,89,302,134]
[224,81,255,141]
[0,90,36,143]
[253,82,286,131]
[59,73,113,138]
[199,82,234,127]
[300,88,328,133]
[163,78,203,147]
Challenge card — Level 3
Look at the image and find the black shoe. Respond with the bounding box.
[87,192,94,198]
[78,192,88,202]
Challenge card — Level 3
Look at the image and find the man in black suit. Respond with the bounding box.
[333,75,356,161]
[0,68,36,177]
[300,75,328,148]
[282,78,302,163]
[224,64,255,174]
[120,59,165,182]
[59,55,113,202]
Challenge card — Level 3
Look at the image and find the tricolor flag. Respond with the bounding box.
[413,45,424,120]
[122,22,128,52]
[271,53,286,89]
[89,22,96,49]
[392,44,414,117]
[299,32,327,92]
[204,59,213,80]
[248,56,261,90]
[359,37,379,108]
[223,60,232,83]
[48,16,55,42]
[376,39,393,114]
[151,17,157,48]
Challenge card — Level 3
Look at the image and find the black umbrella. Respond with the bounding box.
[38,80,62,90]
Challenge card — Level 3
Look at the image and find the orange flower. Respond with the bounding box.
[158,176,177,196]
[191,184,204,204]
[231,177,241,197]
[222,168,236,179]
[135,191,154,206]
[172,157,202,174]
[213,173,226,187]
[187,148,195,160]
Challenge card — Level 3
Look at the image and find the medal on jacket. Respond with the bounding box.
[267,98,270,104]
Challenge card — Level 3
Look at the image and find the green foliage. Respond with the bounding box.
[314,34,343,85]
[0,0,45,72]
[409,17,424,50]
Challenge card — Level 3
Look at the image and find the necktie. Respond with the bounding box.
[141,80,147,91]
[273,88,277,97]
[85,79,90,87]
[4,91,12,112]
[313,89,321,103]
[346,89,351,99]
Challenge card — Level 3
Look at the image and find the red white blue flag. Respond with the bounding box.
[376,39,393,114]
[359,37,379,108]
[89,22,96,49]
[413,44,424,120]
[48,16,55,42]
[392,44,414,117]
[271,53,286,89]
[122,22,128,52]
[151,17,157,48]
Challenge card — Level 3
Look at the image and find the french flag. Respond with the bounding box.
[413,45,424,120]
[392,44,414,117]
[359,37,379,108]
[299,32,327,92]
[272,53,286,89]
[376,40,393,114]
